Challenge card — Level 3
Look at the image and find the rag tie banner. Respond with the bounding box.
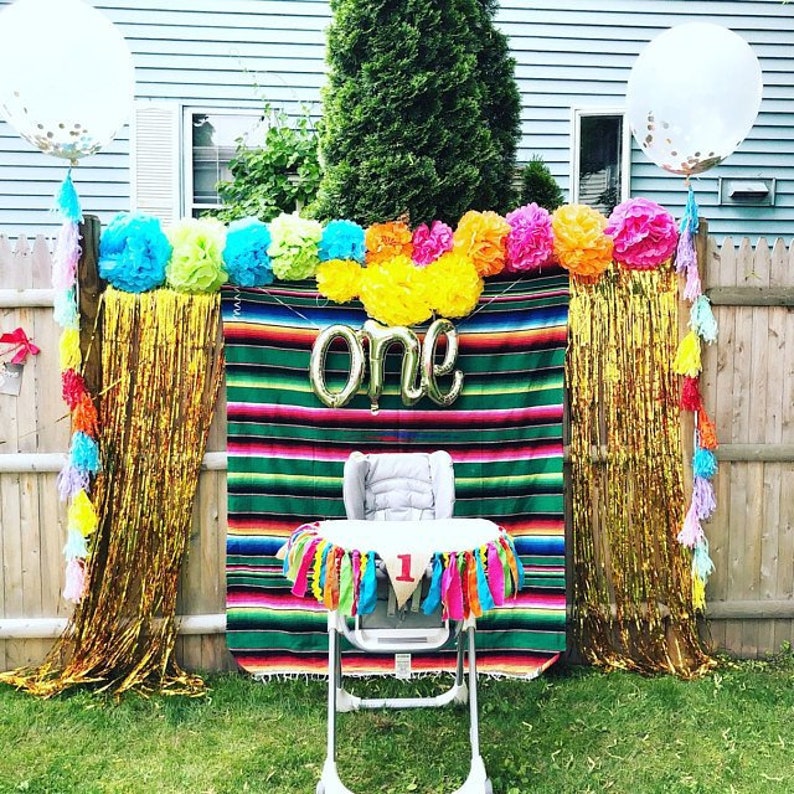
[281,520,524,621]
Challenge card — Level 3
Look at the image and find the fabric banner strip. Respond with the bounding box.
[223,273,569,678]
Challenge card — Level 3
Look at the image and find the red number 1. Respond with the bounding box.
[396,554,414,582]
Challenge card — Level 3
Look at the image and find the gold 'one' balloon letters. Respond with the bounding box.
[309,319,463,412]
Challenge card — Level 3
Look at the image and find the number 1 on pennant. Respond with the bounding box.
[396,554,415,582]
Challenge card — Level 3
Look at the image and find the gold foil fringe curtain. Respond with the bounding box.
[2,289,223,697]
[567,266,712,677]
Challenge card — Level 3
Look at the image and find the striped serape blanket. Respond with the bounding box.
[222,272,569,678]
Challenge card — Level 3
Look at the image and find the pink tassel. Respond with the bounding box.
[290,538,319,599]
[52,221,81,291]
[683,262,702,302]
[677,501,703,548]
[486,543,506,606]
[692,476,717,520]
[63,557,86,603]
[443,553,465,621]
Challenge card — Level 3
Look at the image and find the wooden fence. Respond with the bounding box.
[0,230,792,673]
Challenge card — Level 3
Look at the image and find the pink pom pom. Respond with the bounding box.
[411,220,453,266]
[604,198,677,270]
[63,557,87,603]
[504,203,554,273]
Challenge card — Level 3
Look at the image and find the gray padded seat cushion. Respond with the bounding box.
[343,451,455,522]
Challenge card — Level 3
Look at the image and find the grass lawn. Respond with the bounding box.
[0,653,793,794]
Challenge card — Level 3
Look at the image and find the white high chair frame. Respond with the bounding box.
[316,451,493,794]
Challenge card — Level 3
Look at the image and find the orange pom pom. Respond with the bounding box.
[453,210,510,277]
[551,204,613,281]
[365,222,413,265]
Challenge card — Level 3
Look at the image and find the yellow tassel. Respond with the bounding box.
[59,327,82,371]
[691,573,706,612]
[68,489,98,537]
[673,330,702,377]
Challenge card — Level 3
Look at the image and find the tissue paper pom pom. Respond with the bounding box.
[59,327,82,371]
[604,198,677,270]
[166,218,227,293]
[425,251,484,318]
[317,259,363,303]
[359,256,432,327]
[99,213,171,293]
[552,204,613,281]
[320,220,366,263]
[223,217,273,287]
[504,203,554,273]
[365,221,413,265]
[412,220,454,266]
[453,210,510,277]
[268,213,323,280]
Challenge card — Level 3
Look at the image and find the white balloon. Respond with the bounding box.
[0,0,135,163]
[627,23,763,176]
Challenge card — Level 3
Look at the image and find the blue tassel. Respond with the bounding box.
[421,553,444,615]
[692,447,718,479]
[318,542,331,590]
[474,551,495,612]
[56,169,83,223]
[690,295,718,344]
[63,527,88,561]
[678,185,699,236]
[69,431,100,474]
[693,538,715,582]
[358,551,378,614]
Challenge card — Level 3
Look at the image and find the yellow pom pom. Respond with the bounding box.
[316,259,362,304]
[673,330,702,377]
[59,328,82,371]
[68,489,99,537]
[425,251,484,318]
[359,256,432,327]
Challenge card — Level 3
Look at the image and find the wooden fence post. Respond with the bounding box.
[77,215,104,400]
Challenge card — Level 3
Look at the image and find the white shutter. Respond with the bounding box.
[130,102,181,225]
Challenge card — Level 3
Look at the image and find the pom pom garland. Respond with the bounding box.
[316,259,363,304]
[453,210,510,277]
[358,256,432,327]
[604,197,678,270]
[411,220,454,266]
[268,213,323,280]
[166,218,228,293]
[99,213,171,293]
[425,250,484,319]
[223,217,274,287]
[504,203,554,273]
[365,221,413,265]
[320,219,366,263]
[551,204,613,280]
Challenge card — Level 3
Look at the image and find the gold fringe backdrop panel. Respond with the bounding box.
[1,288,223,697]
[567,266,712,677]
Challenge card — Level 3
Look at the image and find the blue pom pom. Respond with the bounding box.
[319,219,366,263]
[56,170,83,223]
[69,432,101,475]
[99,213,171,293]
[223,217,274,287]
[692,447,718,479]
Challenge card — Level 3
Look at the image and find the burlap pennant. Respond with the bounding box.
[382,552,432,609]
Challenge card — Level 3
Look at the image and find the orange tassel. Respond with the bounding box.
[698,407,718,450]
[72,393,99,436]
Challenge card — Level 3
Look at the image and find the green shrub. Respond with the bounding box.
[520,155,565,212]
[312,0,520,226]
[211,106,322,224]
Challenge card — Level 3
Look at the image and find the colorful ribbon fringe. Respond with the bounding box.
[282,522,524,621]
[673,185,718,610]
[52,169,99,604]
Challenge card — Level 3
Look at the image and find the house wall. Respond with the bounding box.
[0,0,792,241]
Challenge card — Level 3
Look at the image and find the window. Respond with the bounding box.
[183,109,264,218]
[571,110,630,216]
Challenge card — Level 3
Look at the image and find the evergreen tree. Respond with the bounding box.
[469,0,522,213]
[313,0,519,226]
[520,155,565,212]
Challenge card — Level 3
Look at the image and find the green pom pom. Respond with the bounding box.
[268,212,322,281]
[166,218,227,293]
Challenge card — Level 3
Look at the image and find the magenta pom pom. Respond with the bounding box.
[504,203,554,273]
[411,220,454,266]
[605,198,677,270]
